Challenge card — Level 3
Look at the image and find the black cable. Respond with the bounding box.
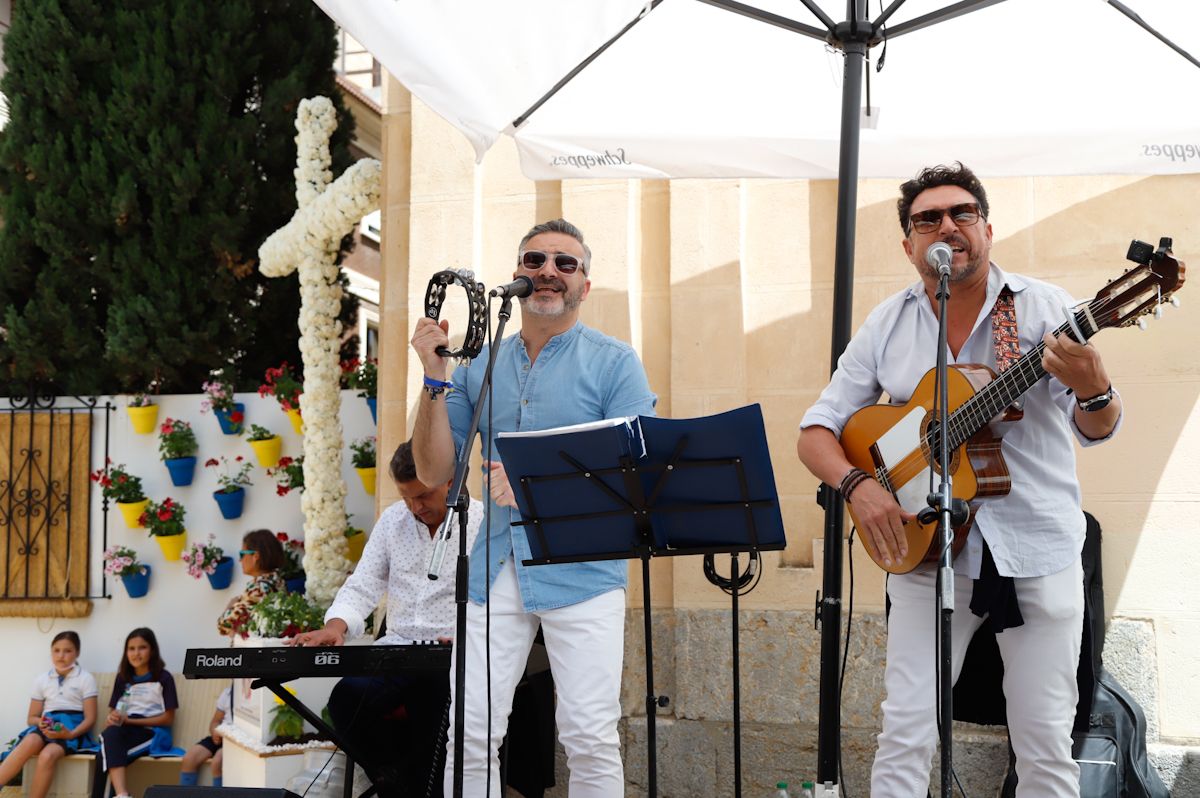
[424,691,453,798]
[482,296,495,798]
[701,550,761,595]
[298,671,379,798]
[931,561,970,798]
[838,527,856,798]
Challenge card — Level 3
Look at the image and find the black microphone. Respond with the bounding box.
[925,241,953,276]
[489,275,534,299]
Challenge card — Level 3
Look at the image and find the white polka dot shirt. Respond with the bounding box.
[325,498,483,644]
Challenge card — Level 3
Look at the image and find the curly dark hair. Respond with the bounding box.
[242,529,285,573]
[897,162,989,234]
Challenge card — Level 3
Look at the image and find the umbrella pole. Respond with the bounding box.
[817,8,868,797]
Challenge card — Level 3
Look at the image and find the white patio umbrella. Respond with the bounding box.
[315,0,1200,180]
[311,1,1200,795]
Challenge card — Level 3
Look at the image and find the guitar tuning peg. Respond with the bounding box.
[1154,306,1163,320]
[1171,296,1181,307]
[1137,318,1148,330]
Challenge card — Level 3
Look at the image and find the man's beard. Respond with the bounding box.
[519,278,585,317]
[919,234,986,283]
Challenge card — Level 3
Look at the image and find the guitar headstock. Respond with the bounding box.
[1089,239,1185,332]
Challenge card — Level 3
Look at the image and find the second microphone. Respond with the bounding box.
[489,275,535,299]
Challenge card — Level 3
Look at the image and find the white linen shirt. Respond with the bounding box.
[800,263,1122,579]
[33,663,98,713]
[325,498,483,644]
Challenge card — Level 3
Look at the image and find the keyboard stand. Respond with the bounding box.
[252,679,375,798]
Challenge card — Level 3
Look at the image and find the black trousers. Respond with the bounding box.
[326,670,449,798]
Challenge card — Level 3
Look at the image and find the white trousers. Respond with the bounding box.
[444,561,626,798]
[871,560,1084,797]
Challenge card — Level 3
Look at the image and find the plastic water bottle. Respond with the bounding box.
[772,782,791,798]
[115,686,131,715]
[798,782,815,798]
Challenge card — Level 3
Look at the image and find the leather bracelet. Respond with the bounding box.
[838,466,870,501]
[842,471,871,502]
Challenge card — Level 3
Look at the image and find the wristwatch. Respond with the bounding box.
[1077,384,1114,412]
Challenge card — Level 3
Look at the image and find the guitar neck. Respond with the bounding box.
[943,306,1097,451]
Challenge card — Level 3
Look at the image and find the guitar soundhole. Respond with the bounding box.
[919,412,961,477]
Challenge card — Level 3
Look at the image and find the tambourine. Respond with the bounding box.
[424,268,487,360]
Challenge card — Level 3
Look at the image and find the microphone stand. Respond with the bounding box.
[926,266,969,798]
[429,291,519,798]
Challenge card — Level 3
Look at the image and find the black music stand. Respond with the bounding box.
[494,404,787,798]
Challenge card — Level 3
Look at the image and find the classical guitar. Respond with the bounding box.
[841,239,1185,574]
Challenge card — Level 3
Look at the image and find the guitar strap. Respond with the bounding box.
[991,286,1021,372]
[971,285,1025,632]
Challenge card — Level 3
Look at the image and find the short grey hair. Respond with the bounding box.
[518,218,591,276]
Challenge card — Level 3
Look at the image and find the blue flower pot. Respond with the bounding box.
[213,487,245,520]
[122,565,151,599]
[207,556,235,590]
[285,576,306,595]
[164,456,197,486]
[215,403,245,435]
[366,397,377,424]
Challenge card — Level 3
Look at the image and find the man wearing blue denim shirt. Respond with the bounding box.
[412,218,656,798]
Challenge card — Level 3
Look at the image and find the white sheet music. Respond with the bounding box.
[497,416,645,457]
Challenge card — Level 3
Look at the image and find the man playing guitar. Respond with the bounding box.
[797,163,1122,796]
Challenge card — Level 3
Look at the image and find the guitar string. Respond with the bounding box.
[855,272,1171,567]
[879,317,1075,490]
[876,287,1133,490]
[879,277,1153,490]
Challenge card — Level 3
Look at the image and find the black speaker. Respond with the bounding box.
[146,788,302,798]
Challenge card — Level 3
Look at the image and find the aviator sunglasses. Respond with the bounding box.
[519,249,584,275]
[908,202,982,235]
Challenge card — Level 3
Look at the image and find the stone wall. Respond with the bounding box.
[373,75,1200,796]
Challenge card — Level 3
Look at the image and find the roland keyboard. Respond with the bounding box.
[183,643,451,680]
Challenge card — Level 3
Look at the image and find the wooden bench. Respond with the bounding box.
[21,673,226,798]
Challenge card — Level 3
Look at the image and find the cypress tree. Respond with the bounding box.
[0,0,356,395]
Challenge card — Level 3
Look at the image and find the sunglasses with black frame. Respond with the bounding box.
[907,202,983,235]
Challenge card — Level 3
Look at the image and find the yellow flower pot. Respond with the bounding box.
[355,466,376,496]
[249,435,283,468]
[286,408,303,435]
[345,532,366,563]
[127,405,159,435]
[116,499,149,529]
[155,531,187,561]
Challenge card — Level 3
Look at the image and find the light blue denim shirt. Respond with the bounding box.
[447,321,657,611]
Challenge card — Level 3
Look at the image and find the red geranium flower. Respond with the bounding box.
[231,411,244,424]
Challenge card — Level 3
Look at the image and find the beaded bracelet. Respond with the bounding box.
[423,375,454,400]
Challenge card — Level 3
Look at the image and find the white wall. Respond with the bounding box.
[0,390,377,713]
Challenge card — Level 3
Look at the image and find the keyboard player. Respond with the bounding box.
[290,440,482,798]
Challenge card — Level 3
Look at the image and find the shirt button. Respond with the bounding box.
[522,365,529,371]
[522,399,528,406]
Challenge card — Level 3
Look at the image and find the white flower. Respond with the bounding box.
[257,95,382,608]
